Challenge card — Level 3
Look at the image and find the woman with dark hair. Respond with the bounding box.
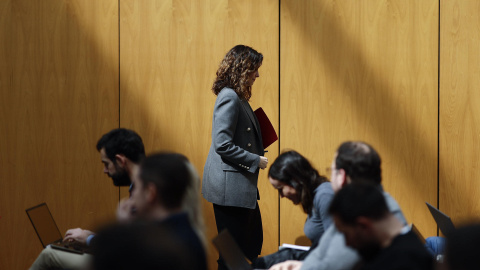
[202,45,268,270]
[253,150,334,269]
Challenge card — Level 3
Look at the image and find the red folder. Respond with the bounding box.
[254,107,278,149]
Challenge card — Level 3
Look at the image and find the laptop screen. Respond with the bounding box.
[213,229,253,270]
[426,202,456,237]
[26,203,63,247]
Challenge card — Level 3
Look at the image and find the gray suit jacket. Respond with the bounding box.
[202,88,264,209]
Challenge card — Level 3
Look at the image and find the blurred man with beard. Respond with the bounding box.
[29,128,145,270]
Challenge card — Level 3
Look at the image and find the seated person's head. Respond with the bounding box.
[91,221,193,270]
[96,128,145,164]
[330,142,382,192]
[130,152,191,218]
[96,128,146,186]
[268,150,328,215]
[328,183,389,260]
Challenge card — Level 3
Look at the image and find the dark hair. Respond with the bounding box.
[445,223,480,270]
[92,221,192,270]
[96,128,145,163]
[335,141,382,185]
[329,183,388,225]
[268,150,328,215]
[212,45,263,101]
[139,153,190,210]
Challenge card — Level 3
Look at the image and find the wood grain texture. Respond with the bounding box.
[119,0,279,268]
[0,1,119,268]
[440,0,480,227]
[280,0,438,244]
[6,1,477,269]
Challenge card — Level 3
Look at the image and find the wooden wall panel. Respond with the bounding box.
[0,1,119,269]
[280,0,439,244]
[440,0,480,226]
[6,1,480,269]
[119,0,279,268]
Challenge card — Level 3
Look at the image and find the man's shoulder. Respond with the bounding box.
[365,253,433,270]
[160,213,192,231]
[315,182,334,196]
[159,213,207,270]
[318,225,354,253]
[365,232,433,270]
[390,231,431,255]
[382,191,407,225]
[302,224,360,270]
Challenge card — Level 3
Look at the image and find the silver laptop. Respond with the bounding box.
[26,203,85,254]
[426,202,456,237]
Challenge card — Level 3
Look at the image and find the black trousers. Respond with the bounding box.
[213,203,263,270]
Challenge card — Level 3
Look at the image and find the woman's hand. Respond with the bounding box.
[259,156,269,169]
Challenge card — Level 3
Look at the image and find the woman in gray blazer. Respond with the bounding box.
[202,45,268,270]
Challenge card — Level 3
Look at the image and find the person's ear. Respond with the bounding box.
[356,216,373,232]
[115,154,127,167]
[337,168,349,187]
[145,183,157,204]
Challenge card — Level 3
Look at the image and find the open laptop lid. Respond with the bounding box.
[212,229,253,270]
[410,223,426,244]
[26,203,63,247]
[426,202,456,237]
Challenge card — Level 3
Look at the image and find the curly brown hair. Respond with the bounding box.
[212,45,263,101]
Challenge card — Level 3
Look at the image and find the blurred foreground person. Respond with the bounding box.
[440,223,480,270]
[117,152,207,270]
[329,183,433,270]
[91,221,194,270]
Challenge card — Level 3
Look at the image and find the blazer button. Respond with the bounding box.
[246,167,250,169]
[247,143,252,147]
[247,127,251,132]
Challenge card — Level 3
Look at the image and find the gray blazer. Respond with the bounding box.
[202,88,264,209]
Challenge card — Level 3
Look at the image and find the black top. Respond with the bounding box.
[160,212,207,270]
[360,230,434,270]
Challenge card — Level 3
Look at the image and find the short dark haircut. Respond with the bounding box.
[96,128,145,163]
[139,153,190,210]
[92,221,192,270]
[445,223,480,270]
[336,141,382,185]
[329,183,388,225]
[268,150,328,215]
